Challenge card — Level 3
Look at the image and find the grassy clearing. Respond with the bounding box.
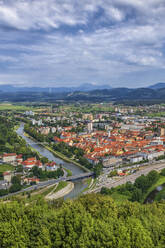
[0,164,15,173]
[14,185,57,203]
[53,181,68,194]
[64,168,72,177]
[0,103,30,111]
[148,112,165,117]
[82,177,93,193]
[110,192,129,202]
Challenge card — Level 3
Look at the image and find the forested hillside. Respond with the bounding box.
[1,194,165,248]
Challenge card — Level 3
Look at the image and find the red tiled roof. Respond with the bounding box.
[3,153,16,157]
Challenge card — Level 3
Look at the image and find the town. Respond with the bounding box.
[0,102,164,197]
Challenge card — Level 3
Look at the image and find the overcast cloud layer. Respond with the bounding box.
[0,0,165,87]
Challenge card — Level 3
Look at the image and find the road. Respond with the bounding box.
[0,172,93,199]
[89,162,165,193]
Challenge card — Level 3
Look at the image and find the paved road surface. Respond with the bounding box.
[0,172,93,199]
[89,162,165,193]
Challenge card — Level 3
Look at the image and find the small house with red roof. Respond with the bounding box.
[46,162,57,171]
[23,177,40,184]
[2,153,17,163]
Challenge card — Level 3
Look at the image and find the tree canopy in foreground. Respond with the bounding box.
[0,194,165,247]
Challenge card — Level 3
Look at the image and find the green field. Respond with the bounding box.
[64,168,72,177]
[53,181,68,194]
[0,103,31,111]
[110,192,130,202]
[148,112,165,117]
[0,164,15,173]
[81,177,94,193]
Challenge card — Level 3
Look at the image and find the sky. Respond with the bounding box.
[0,0,165,88]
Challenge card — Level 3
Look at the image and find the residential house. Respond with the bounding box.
[2,153,17,164]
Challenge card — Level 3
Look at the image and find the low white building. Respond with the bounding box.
[3,171,12,183]
[150,137,164,146]
[143,150,164,160]
[129,155,144,164]
[51,127,57,133]
[46,162,58,171]
[2,153,17,163]
[102,156,122,167]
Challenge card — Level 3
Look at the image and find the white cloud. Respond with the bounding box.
[0,0,165,86]
[0,0,164,30]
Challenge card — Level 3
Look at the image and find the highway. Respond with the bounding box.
[89,162,165,193]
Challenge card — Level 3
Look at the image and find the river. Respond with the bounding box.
[16,123,88,199]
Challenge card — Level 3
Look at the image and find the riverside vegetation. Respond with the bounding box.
[0,117,64,197]
[101,169,165,203]
[24,124,103,177]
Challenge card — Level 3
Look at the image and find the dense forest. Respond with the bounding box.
[0,193,165,247]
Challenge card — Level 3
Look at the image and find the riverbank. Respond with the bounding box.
[154,186,165,201]
[15,124,89,200]
[45,145,90,172]
[82,178,94,193]
[23,130,90,173]
[143,175,165,203]
[45,182,74,200]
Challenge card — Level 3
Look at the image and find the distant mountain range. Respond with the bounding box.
[0,82,165,104]
[148,82,165,89]
[0,83,112,93]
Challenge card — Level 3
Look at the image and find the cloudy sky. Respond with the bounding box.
[0,0,165,87]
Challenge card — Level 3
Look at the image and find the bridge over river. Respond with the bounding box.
[0,172,94,199]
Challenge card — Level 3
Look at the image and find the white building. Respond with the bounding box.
[51,127,57,133]
[143,151,164,160]
[87,122,93,133]
[24,111,34,116]
[2,153,17,163]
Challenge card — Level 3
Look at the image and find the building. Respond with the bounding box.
[143,150,164,160]
[83,114,93,121]
[129,155,144,164]
[23,177,40,185]
[0,180,8,189]
[2,153,17,163]
[22,157,37,169]
[102,156,122,167]
[16,155,23,164]
[46,162,57,171]
[40,127,50,135]
[87,122,93,133]
[150,137,163,146]
[51,127,57,133]
[24,111,34,116]
[3,171,12,183]
[159,127,165,136]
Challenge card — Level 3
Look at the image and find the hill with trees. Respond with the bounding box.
[0,194,165,247]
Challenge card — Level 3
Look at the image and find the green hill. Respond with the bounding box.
[1,194,165,247]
